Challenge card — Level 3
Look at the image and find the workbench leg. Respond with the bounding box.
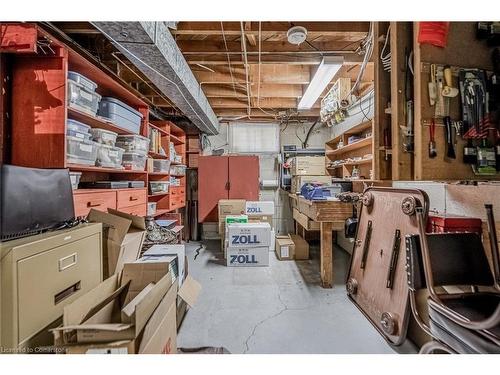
[320,222,334,288]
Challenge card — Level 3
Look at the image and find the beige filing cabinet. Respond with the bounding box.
[1,223,103,352]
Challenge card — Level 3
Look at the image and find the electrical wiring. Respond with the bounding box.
[380,24,391,73]
[348,22,375,98]
[220,22,239,99]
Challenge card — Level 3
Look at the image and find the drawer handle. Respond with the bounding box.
[129,196,139,201]
[87,201,102,208]
[54,281,81,305]
[59,253,78,271]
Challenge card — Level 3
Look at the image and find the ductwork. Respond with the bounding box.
[92,21,219,135]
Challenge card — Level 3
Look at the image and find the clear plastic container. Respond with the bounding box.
[98,97,143,134]
[67,79,102,116]
[66,136,98,165]
[67,119,92,140]
[116,135,150,155]
[169,177,181,187]
[95,143,124,168]
[90,128,118,146]
[147,202,157,216]
[169,164,186,176]
[68,71,98,92]
[149,181,169,194]
[69,171,82,190]
[153,159,171,173]
[122,152,147,171]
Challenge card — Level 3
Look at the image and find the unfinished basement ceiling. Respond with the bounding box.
[51,21,374,123]
[172,22,374,120]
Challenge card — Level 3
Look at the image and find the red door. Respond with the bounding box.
[198,156,229,222]
[228,156,259,200]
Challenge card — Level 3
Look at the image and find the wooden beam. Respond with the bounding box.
[172,21,369,38]
[320,222,334,288]
[177,40,362,54]
[244,22,257,46]
[214,108,320,118]
[208,97,321,109]
[202,84,304,98]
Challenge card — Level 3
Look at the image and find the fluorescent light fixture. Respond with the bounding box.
[298,56,344,110]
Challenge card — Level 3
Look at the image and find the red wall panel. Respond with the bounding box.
[228,156,259,200]
[198,156,229,222]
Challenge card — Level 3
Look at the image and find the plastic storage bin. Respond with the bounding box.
[90,128,118,146]
[153,159,171,173]
[95,143,124,168]
[69,172,82,190]
[149,181,169,195]
[170,164,186,176]
[122,152,147,171]
[98,97,143,134]
[116,135,150,155]
[68,71,98,92]
[66,136,98,165]
[147,202,157,216]
[67,79,102,116]
[67,119,91,140]
[169,177,181,187]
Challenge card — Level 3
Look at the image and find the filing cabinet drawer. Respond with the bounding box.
[16,232,102,345]
[118,203,147,217]
[73,191,116,217]
[117,188,147,209]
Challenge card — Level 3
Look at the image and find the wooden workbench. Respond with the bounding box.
[289,193,353,288]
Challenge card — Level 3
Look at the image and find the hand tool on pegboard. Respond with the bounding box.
[428,118,437,158]
[444,116,456,159]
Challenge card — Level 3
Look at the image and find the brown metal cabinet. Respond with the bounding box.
[198,156,259,222]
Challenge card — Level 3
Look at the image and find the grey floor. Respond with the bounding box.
[177,240,417,354]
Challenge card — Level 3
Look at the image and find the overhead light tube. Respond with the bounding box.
[298,56,344,110]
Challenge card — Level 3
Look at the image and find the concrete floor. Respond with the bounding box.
[177,240,417,354]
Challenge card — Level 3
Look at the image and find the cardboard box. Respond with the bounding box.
[248,214,273,228]
[291,156,326,176]
[245,201,275,216]
[218,199,246,221]
[188,137,200,151]
[291,175,331,193]
[290,234,310,260]
[225,215,249,224]
[87,209,145,277]
[146,158,154,173]
[143,245,186,285]
[226,246,269,267]
[226,222,271,248]
[275,235,295,260]
[53,260,200,354]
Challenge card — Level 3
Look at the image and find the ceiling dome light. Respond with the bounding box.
[287,26,308,45]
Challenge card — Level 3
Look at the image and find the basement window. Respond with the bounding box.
[229,122,280,154]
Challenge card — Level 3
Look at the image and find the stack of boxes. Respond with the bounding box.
[290,156,329,193]
[218,199,276,266]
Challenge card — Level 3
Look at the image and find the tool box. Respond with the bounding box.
[426,214,483,234]
[346,187,429,346]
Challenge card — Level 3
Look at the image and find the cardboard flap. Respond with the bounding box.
[108,208,146,231]
[129,271,173,335]
[62,275,119,326]
[80,281,130,324]
[178,276,201,308]
[52,323,133,333]
[121,283,155,322]
[87,209,132,246]
[121,261,171,305]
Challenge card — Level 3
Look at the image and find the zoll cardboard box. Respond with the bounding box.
[275,235,295,260]
[290,234,310,260]
[248,214,273,228]
[245,201,275,216]
[87,209,146,277]
[291,156,326,176]
[226,222,271,248]
[218,199,246,222]
[226,246,269,267]
[291,175,331,193]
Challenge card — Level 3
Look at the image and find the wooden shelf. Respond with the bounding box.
[326,137,372,156]
[326,120,373,144]
[67,164,147,174]
[148,152,169,160]
[170,134,184,145]
[148,123,169,136]
[327,157,373,170]
[186,150,199,154]
[152,208,171,217]
[170,174,186,178]
[148,172,169,176]
[68,108,135,135]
